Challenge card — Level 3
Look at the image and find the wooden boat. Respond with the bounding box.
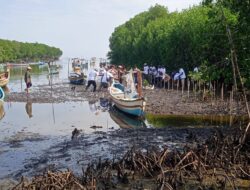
[68,72,85,85]
[0,69,10,87]
[68,59,85,85]
[109,70,146,117]
[0,100,4,120]
[0,87,4,101]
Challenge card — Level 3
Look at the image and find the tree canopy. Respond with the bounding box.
[108,2,250,88]
[0,39,63,63]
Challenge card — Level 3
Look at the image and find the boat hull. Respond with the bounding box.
[69,78,84,85]
[0,100,4,120]
[111,96,145,117]
[109,85,146,117]
[0,87,4,100]
[0,70,10,87]
[68,73,85,85]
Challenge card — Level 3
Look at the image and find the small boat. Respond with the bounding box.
[109,70,146,117]
[0,100,4,120]
[7,63,28,67]
[68,59,85,85]
[68,72,85,85]
[0,69,10,87]
[0,87,4,101]
[38,61,46,65]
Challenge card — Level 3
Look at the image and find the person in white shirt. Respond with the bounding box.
[178,68,186,79]
[175,68,186,89]
[85,68,98,92]
[98,68,113,91]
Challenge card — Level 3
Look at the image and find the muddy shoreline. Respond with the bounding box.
[5,82,249,116]
[1,82,249,189]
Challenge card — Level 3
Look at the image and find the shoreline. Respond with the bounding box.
[4,82,249,116]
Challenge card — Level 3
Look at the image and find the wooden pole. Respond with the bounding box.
[137,71,143,97]
[177,80,179,92]
[221,83,224,101]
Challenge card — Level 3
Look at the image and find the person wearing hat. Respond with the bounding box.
[24,66,32,93]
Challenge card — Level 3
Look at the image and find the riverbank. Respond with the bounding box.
[5,82,249,116]
[1,82,250,189]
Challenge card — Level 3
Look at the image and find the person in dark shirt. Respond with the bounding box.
[24,66,32,93]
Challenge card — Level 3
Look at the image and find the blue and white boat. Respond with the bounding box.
[0,87,4,101]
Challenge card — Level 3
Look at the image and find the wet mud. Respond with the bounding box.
[7,126,250,190]
[6,126,214,179]
[1,82,249,189]
[5,82,249,116]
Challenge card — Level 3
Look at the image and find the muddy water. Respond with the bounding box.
[0,99,242,180]
[0,100,120,178]
[1,59,247,182]
[7,60,69,93]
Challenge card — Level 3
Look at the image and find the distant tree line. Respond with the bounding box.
[0,39,63,63]
[108,2,250,88]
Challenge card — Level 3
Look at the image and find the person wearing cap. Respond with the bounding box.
[24,66,32,93]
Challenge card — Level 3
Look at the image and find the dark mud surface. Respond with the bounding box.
[8,126,215,180]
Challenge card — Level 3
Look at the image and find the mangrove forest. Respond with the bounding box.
[0,39,63,63]
[108,1,250,88]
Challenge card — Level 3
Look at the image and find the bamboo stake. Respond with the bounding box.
[221,83,224,101]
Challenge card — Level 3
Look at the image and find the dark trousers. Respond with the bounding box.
[85,80,96,92]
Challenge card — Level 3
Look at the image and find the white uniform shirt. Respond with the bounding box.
[179,68,186,79]
[143,65,149,74]
[100,70,113,83]
[88,69,98,81]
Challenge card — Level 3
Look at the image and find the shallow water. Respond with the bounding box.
[1,59,247,180]
[0,100,119,178]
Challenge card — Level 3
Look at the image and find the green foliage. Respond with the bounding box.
[108,3,250,88]
[143,79,149,86]
[0,39,62,63]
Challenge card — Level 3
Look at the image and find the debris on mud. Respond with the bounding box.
[11,126,250,190]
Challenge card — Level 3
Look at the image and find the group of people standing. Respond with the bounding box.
[85,63,191,92]
[24,62,197,95]
[143,63,188,88]
[85,65,126,92]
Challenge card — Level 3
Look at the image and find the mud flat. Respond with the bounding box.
[5,82,249,116]
[4,126,250,190]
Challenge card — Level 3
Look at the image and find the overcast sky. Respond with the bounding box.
[0,0,201,59]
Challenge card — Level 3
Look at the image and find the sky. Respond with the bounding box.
[0,0,201,59]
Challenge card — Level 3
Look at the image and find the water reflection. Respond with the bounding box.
[0,101,5,120]
[99,97,110,111]
[88,99,99,115]
[146,113,249,127]
[25,99,33,118]
[7,59,68,93]
[109,106,147,128]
